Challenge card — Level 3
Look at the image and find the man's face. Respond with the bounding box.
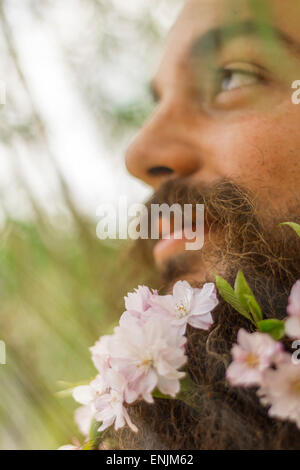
[125,0,300,282]
[120,1,300,449]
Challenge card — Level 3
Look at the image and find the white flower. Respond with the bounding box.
[95,389,137,433]
[73,370,137,434]
[73,376,108,405]
[94,368,137,433]
[108,316,187,403]
[151,280,218,332]
[90,335,112,373]
[73,376,108,436]
[124,285,157,314]
[257,361,300,429]
[70,281,219,440]
[226,329,283,387]
[286,281,300,339]
[120,286,168,327]
[74,404,95,437]
[58,444,80,450]
[287,280,300,316]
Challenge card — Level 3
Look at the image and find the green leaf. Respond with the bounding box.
[81,441,94,451]
[179,374,193,394]
[86,419,105,450]
[215,275,253,323]
[153,374,196,402]
[234,271,254,309]
[280,222,300,239]
[152,389,173,400]
[244,294,263,324]
[234,271,263,324]
[257,319,285,340]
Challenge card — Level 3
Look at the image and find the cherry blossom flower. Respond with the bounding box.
[69,281,220,440]
[150,280,218,332]
[73,376,108,436]
[95,389,137,433]
[94,369,138,433]
[287,281,300,316]
[74,404,95,437]
[108,316,187,403]
[58,445,78,450]
[90,335,112,373]
[73,376,107,405]
[285,281,300,339]
[58,444,80,450]
[120,286,168,327]
[73,369,137,434]
[124,286,157,314]
[257,361,300,429]
[226,329,283,387]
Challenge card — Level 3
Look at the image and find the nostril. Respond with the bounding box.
[147,166,174,177]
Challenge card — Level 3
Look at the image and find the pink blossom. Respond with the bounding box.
[287,281,300,316]
[94,369,137,433]
[286,281,300,339]
[58,438,82,450]
[257,361,300,429]
[73,376,108,436]
[58,444,80,450]
[74,404,95,437]
[58,445,78,450]
[108,316,187,403]
[124,286,157,314]
[73,376,108,405]
[73,370,137,434]
[226,329,283,387]
[70,281,219,440]
[150,281,218,332]
[90,335,112,373]
[95,389,137,433]
[120,286,168,327]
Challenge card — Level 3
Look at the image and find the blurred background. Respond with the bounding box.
[0,0,184,449]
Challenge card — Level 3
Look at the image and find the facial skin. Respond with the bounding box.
[126,0,300,279]
[119,1,300,449]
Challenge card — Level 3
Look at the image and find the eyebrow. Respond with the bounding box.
[189,19,300,61]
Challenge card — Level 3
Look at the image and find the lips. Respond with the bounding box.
[153,212,208,266]
[153,229,195,266]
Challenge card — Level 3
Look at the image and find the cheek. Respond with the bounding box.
[209,110,300,208]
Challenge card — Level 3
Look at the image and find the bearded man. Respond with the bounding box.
[116,0,300,450]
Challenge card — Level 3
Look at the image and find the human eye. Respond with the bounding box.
[213,63,267,95]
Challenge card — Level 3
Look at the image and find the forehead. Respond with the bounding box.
[156,0,300,79]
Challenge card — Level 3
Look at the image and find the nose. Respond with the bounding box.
[125,101,201,188]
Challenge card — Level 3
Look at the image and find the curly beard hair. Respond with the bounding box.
[113,180,300,450]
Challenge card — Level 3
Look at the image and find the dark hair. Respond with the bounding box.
[112,179,300,450]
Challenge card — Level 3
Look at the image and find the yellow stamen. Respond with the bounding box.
[245,353,259,368]
[176,301,188,318]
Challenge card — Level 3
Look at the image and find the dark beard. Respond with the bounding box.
[114,179,300,450]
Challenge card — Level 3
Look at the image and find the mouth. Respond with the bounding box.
[153,215,210,267]
[153,230,193,266]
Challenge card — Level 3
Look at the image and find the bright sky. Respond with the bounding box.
[0,0,183,221]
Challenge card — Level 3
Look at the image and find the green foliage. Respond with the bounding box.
[280,222,300,239]
[244,295,263,325]
[82,419,105,450]
[215,275,251,321]
[0,219,151,450]
[216,272,263,326]
[234,271,263,323]
[216,270,286,340]
[257,319,285,341]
